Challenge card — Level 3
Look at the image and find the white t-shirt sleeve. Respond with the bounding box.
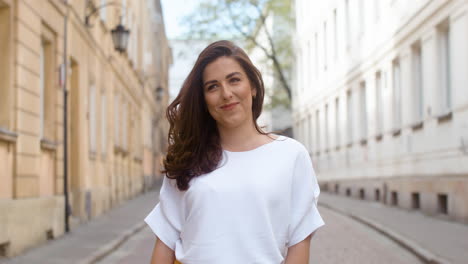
[144,176,184,250]
[287,148,325,247]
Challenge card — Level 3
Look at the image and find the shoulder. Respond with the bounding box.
[274,135,309,157]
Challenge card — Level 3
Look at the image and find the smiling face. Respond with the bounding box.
[202,56,257,130]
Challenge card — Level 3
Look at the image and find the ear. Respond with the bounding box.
[251,86,257,98]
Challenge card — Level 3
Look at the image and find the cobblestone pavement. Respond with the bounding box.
[310,206,422,264]
[1,190,160,264]
[319,193,468,264]
[97,206,422,264]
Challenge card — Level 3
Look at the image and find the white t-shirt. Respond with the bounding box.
[145,136,324,264]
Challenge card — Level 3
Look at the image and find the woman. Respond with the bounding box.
[145,40,324,264]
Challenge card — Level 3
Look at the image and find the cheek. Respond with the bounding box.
[204,94,219,117]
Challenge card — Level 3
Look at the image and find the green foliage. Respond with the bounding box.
[182,0,294,109]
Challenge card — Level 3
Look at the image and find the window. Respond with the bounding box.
[0,4,11,129]
[392,59,402,131]
[307,40,311,88]
[122,101,127,150]
[325,104,329,150]
[333,9,338,60]
[121,0,127,25]
[375,71,383,134]
[135,26,140,68]
[40,41,45,139]
[438,193,448,214]
[100,0,107,21]
[412,192,420,209]
[314,32,319,77]
[101,91,107,155]
[411,42,424,123]
[308,114,313,152]
[358,0,365,36]
[298,120,303,143]
[374,0,380,22]
[391,191,398,206]
[335,97,340,148]
[346,90,353,144]
[89,84,96,153]
[323,21,328,70]
[114,93,119,147]
[39,27,56,140]
[315,110,321,153]
[360,81,368,140]
[437,20,451,114]
[345,0,350,48]
[359,188,365,199]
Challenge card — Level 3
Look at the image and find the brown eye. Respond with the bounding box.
[207,84,218,91]
[230,78,241,83]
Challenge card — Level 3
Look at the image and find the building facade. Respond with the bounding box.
[294,0,468,223]
[0,0,171,257]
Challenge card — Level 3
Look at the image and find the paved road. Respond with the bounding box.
[310,206,422,264]
[96,206,423,264]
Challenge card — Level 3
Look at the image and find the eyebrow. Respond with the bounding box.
[203,72,242,87]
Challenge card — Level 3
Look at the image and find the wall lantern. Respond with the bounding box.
[155,87,164,102]
[111,23,130,53]
[85,2,130,53]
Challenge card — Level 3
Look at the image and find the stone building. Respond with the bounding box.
[294,0,468,223]
[0,0,171,257]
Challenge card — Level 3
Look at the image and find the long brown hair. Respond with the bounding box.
[163,40,266,191]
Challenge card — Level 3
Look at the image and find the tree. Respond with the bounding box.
[182,0,294,109]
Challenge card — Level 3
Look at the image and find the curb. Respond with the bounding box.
[318,201,450,264]
[77,221,147,264]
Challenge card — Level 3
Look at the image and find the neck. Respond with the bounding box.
[217,120,261,151]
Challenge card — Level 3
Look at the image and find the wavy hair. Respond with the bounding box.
[163,40,267,191]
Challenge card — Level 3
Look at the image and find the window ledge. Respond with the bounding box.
[392,128,401,137]
[41,138,57,151]
[437,111,452,123]
[411,121,424,131]
[89,151,97,160]
[375,133,383,141]
[0,127,17,143]
[114,145,128,155]
[114,146,129,156]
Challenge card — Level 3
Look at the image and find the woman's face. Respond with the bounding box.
[202,56,257,130]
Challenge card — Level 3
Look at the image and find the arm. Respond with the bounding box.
[284,232,314,264]
[150,238,176,264]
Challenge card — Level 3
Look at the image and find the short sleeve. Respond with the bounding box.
[287,148,325,247]
[144,176,184,250]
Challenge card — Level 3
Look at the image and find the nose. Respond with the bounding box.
[220,83,233,99]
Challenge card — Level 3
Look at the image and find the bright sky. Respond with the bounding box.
[161,0,200,39]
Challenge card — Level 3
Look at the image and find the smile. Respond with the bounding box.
[220,102,239,110]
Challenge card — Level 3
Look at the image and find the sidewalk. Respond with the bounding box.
[319,193,468,264]
[1,190,160,264]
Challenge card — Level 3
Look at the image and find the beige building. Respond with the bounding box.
[294,0,468,223]
[0,0,171,257]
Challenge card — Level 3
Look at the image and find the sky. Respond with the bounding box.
[161,0,200,39]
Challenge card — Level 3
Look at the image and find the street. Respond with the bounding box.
[96,206,422,264]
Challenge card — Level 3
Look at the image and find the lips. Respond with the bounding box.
[220,102,239,110]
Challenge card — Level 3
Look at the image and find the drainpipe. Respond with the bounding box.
[62,0,70,233]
